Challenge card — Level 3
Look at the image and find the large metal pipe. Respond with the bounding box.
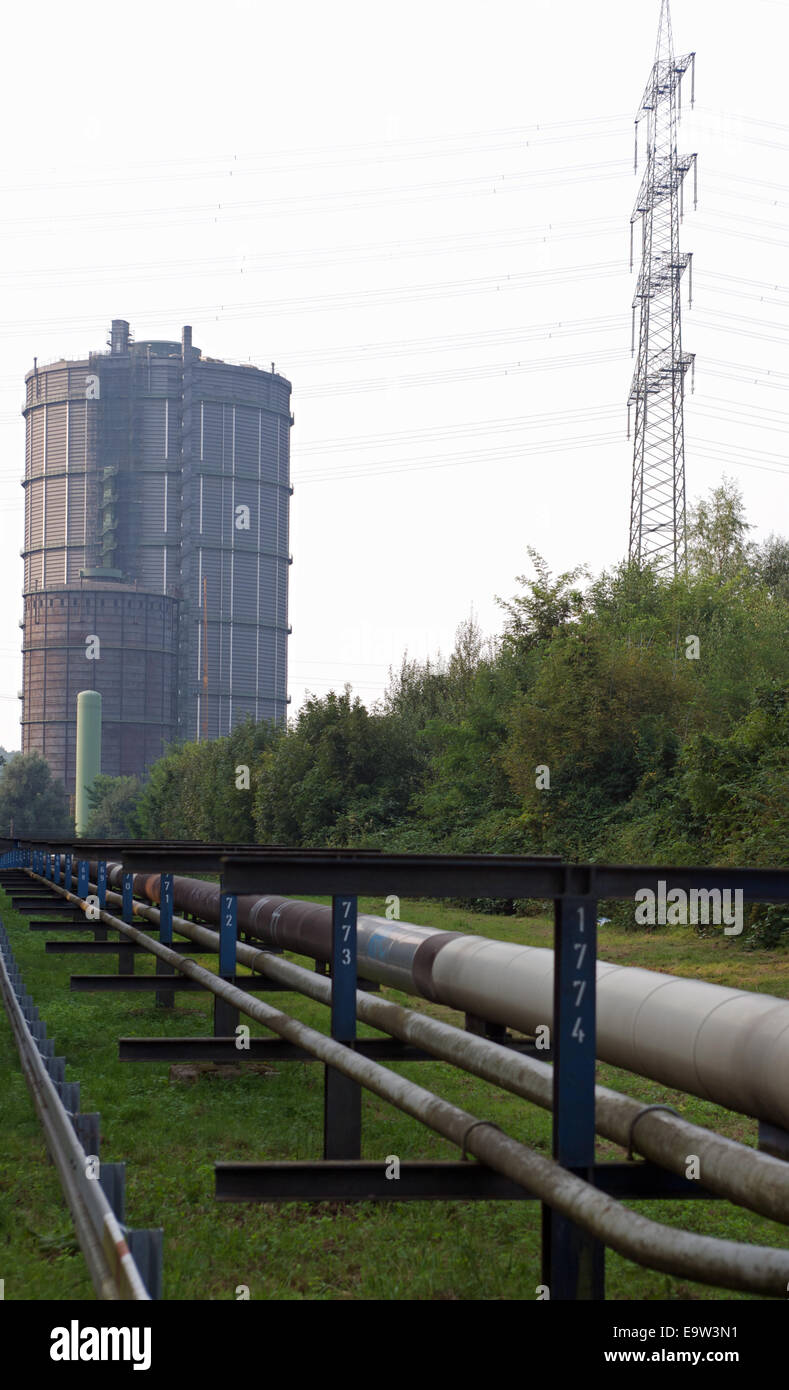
[96,865,789,1134]
[39,874,789,1297]
[105,884,789,1227]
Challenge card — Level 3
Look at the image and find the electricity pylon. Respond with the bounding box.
[628,0,697,574]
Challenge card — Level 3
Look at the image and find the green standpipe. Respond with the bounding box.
[75,690,102,836]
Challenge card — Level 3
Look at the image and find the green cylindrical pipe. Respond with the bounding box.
[75,690,102,836]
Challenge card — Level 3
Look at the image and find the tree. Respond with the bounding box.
[0,752,71,838]
[496,549,589,651]
[84,776,142,838]
[254,687,420,847]
[688,477,752,580]
[756,534,789,601]
[132,718,281,841]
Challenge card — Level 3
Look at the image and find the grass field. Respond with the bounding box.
[1,884,788,1301]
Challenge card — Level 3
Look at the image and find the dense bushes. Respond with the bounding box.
[84,481,788,912]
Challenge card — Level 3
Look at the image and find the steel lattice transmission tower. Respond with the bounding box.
[628,1,697,573]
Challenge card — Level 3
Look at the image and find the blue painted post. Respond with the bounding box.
[95,860,108,942]
[77,860,89,899]
[155,873,175,1009]
[542,895,603,1300]
[214,891,238,1036]
[119,872,135,975]
[219,893,237,977]
[64,852,72,892]
[331,894,357,1043]
[97,861,107,910]
[159,874,174,947]
[324,893,361,1159]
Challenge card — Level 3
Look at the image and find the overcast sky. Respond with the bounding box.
[0,0,786,750]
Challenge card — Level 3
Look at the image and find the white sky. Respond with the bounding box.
[0,0,786,749]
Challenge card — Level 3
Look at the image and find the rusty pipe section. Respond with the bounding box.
[88,862,789,1132]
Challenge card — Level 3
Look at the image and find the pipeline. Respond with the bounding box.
[106,884,789,1227]
[36,874,789,1296]
[95,863,789,1134]
[43,865,789,1226]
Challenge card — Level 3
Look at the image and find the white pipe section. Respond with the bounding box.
[420,935,789,1132]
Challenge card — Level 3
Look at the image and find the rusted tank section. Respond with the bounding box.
[99,864,333,959]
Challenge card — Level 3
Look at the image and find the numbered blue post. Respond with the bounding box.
[77,860,89,899]
[156,873,175,1008]
[324,894,361,1159]
[122,873,133,923]
[219,893,237,977]
[213,891,238,1036]
[119,872,135,975]
[97,861,107,909]
[543,894,603,1300]
[554,897,596,1166]
[93,860,108,942]
[331,894,358,1042]
[159,874,174,946]
[64,852,72,891]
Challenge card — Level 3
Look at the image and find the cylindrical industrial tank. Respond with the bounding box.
[22,356,101,590]
[21,579,178,793]
[21,321,292,793]
[179,350,292,741]
[74,690,102,834]
[92,329,292,740]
